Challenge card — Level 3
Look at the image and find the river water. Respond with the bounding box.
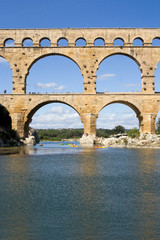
[1,142,160,240]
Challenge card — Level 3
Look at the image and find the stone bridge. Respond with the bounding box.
[0,28,160,137]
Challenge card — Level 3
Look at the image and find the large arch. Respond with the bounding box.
[0,104,12,130]
[97,100,141,130]
[97,53,141,93]
[155,61,160,92]
[25,53,83,94]
[98,52,141,70]
[0,56,12,94]
[24,100,83,137]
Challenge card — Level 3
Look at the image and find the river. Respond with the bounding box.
[0,141,160,240]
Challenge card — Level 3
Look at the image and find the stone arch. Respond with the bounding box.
[22,38,33,47]
[97,100,141,131]
[75,38,86,46]
[24,100,82,137]
[0,104,12,130]
[94,37,105,46]
[0,55,12,93]
[99,100,141,116]
[57,37,68,46]
[113,37,124,46]
[4,38,15,47]
[154,61,160,92]
[133,37,144,46]
[27,53,81,74]
[152,37,160,46]
[98,52,141,68]
[97,53,141,93]
[25,53,83,93]
[39,37,51,47]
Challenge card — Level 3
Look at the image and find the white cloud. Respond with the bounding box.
[97,112,138,129]
[36,82,57,89]
[54,85,65,91]
[36,82,66,91]
[97,73,116,80]
[30,105,82,129]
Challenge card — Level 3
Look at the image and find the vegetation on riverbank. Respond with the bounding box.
[36,125,126,141]
[0,129,21,147]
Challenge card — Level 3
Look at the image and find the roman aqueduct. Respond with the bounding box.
[0,28,160,138]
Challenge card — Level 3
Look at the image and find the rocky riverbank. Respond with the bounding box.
[80,133,160,148]
[95,133,160,148]
[22,128,39,146]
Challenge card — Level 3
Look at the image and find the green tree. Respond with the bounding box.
[128,128,140,138]
[156,118,160,134]
[113,125,125,134]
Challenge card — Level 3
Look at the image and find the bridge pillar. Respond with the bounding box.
[12,69,27,94]
[82,67,97,94]
[141,65,155,93]
[139,113,156,134]
[81,113,97,136]
[10,113,25,138]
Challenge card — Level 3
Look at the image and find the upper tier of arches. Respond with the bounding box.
[1,29,160,47]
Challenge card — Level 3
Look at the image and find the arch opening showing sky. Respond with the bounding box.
[0,57,12,94]
[26,55,84,94]
[97,103,139,130]
[97,54,141,93]
[30,103,83,129]
[155,61,160,92]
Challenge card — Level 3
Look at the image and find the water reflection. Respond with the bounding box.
[77,151,100,239]
[1,145,160,239]
[138,149,160,240]
[0,154,32,239]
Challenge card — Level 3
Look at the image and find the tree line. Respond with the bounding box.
[36,125,127,141]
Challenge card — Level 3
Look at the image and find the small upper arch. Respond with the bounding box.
[22,37,33,47]
[113,37,124,46]
[39,37,51,47]
[152,37,160,46]
[4,38,15,47]
[75,37,86,46]
[57,37,68,46]
[133,37,144,46]
[94,37,105,46]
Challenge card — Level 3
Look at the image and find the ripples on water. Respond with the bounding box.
[1,142,160,239]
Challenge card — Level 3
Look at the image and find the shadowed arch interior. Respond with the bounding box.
[0,104,12,130]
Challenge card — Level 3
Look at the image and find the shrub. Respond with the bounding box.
[128,128,140,138]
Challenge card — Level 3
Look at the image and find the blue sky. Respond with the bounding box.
[0,0,160,130]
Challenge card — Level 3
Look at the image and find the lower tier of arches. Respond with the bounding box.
[0,93,159,138]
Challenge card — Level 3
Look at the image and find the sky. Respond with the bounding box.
[0,0,160,130]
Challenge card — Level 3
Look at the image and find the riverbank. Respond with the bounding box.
[94,133,160,149]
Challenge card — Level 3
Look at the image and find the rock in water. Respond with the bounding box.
[80,134,95,147]
[23,128,39,146]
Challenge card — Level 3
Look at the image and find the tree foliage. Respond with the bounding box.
[37,125,127,141]
[156,118,160,134]
[127,128,140,138]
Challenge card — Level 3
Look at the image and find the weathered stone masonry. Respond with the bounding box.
[0,28,160,137]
